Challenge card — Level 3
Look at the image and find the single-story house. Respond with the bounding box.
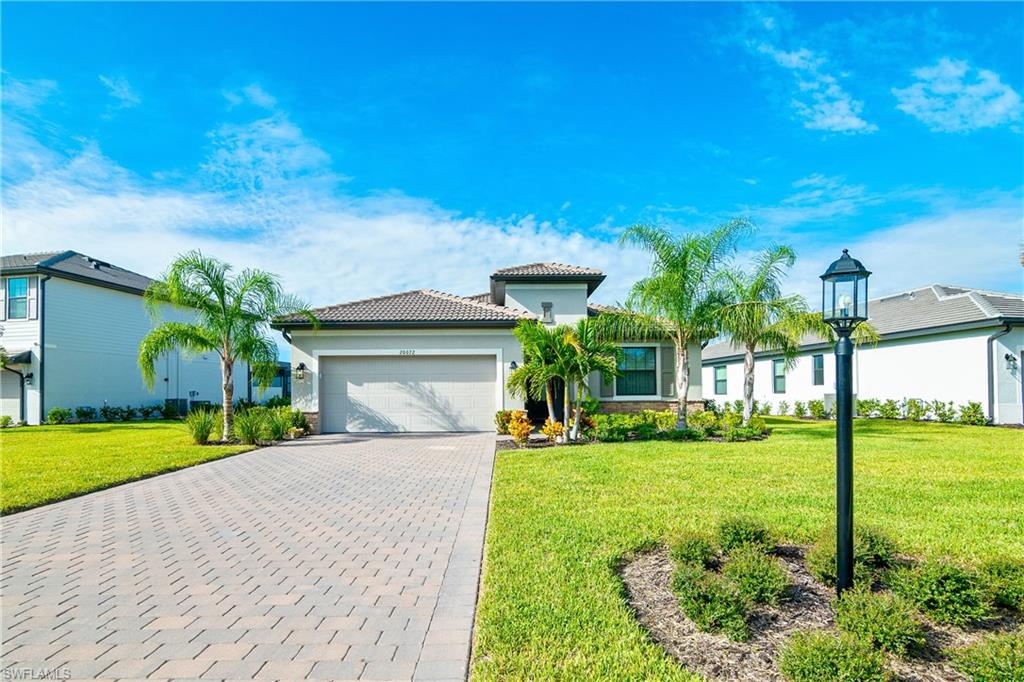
[273,263,703,433]
[701,285,1024,425]
[0,251,250,424]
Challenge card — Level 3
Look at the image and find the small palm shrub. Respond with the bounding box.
[779,631,887,682]
[160,401,180,419]
[951,632,1024,682]
[777,400,789,416]
[959,401,987,425]
[793,401,807,418]
[74,406,97,422]
[185,409,220,444]
[888,560,991,627]
[808,399,827,419]
[232,408,266,444]
[903,398,929,421]
[541,418,564,443]
[264,408,290,441]
[99,405,120,421]
[931,400,957,423]
[717,516,773,553]
[731,399,744,414]
[46,407,72,424]
[287,409,309,431]
[758,401,770,416]
[138,404,160,420]
[834,587,926,657]
[669,531,717,568]
[722,545,788,605]
[265,395,291,408]
[878,399,901,419]
[506,410,532,446]
[0,415,11,428]
[805,526,895,587]
[671,563,749,641]
[120,405,138,421]
[857,398,880,417]
[494,410,514,435]
[981,558,1024,611]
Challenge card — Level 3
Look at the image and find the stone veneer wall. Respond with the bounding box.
[598,400,705,415]
[303,412,321,435]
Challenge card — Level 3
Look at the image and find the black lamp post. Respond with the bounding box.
[820,249,871,594]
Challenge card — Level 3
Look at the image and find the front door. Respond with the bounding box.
[525,378,565,424]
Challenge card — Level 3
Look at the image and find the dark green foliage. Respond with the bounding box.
[287,409,310,431]
[658,428,705,441]
[184,408,219,444]
[46,407,72,425]
[857,398,880,417]
[951,632,1024,682]
[99,405,120,421]
[74,406,97,422]
[120,405,137,421]
[232,409,265,444]
[888,560,991,627]
[265,395,291,408]
[669,532,717,568]
[981,558,1024,611]
[747,414,768,434]
[591,410,677,441]
[834,588,926,657]
[959,401,987,426]
[931,400,957,423]
[160,401,180,419]
[779,631,888,682]
[805,526,895,586]
[138,404,160,420]
[671,563,750,641]
[717,516,773,553]
[722,545,788,605]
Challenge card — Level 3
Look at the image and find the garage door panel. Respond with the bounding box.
[320,355,495,433]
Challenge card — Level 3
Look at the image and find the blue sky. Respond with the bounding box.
[3,2,1022,312]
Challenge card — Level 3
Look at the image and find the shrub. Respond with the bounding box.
[779,631,888,682]
[931,400,957,423]
[723,545,788,605]
[903,398,929,421]
[570,413,597,438]
[265,395,291,408]
[669,531,717,568]
[717,517,772,553]
[758,401,770,416]
[120,405,137,421]
[857,398,880,417]
[878,399,900,419]
[671,563,749,641]
[506,410,532,446]
[834,587,926,657]
[959,401,987,426]
[808,399,827,419]
[541,418,564,443]
[264,408,290,441]
[233,398,258,412]
[0,415,11,428]
[689,410,719,435]
[494,410,514,435]
[46,407,73,425]
[888,560,991,627]
[287,409,309,431]
[981,558,1024,611]
[138,404,160,420]
[747,414,767,434]
[581,395,601,416]
[160,401,180,419]
[232,408,266,444]
[703,399,720,414]
[805,526,895,586]
[793,401,807,418]
[777,400,790,416]
[659,427,704,441]
[74,406,97,422]
[185,409,220,444]
[732,399,744,414]
[99,405,119,422]
[591,410,676,441]
[951,632,1024,682]
[723,426,763,442]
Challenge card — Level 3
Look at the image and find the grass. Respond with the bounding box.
[472,417,1024,680]
[1,421,254,514]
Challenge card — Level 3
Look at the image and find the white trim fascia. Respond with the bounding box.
[291,328,515,337]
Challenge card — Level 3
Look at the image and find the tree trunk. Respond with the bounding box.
[675,342,689,430]
[563,379,572,443]
[545,378,556,423]
[221,359,234,442]
[570,382,585,441]
[743,344,755,425]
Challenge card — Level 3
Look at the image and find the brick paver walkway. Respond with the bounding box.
[1,433,495,681]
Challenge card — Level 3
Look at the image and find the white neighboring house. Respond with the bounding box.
[0,251,250,425]
[273,263,703,434]
[701,285,1024,425]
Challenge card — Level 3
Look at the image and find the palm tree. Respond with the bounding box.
[596,219,751,429]
[718,244,881,425]
[138,251,314,442]
[564,318,621,441]
[507,320,568,423]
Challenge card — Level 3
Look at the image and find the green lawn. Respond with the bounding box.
[0,421,254,514]
[472,417,1024,681]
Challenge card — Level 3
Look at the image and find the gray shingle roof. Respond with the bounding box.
[1,250,154,294]
[703,284,1023,361]
[493,262,603,277]
[276,289,534,327]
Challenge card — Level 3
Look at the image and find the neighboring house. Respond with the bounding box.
[273,263,703,433]
[701,285,1024,425]
[0,251,249,424]
[250,361,291,402]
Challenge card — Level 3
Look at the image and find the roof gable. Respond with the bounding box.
[1,250,154,294]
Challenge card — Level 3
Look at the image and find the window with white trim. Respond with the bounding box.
[7,278,28,319]
[617,347,657,395]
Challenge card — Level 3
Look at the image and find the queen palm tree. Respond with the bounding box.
[564,318,621,441]
[718,244,880,425]
[596,219,751,429]
[138,251,315,442]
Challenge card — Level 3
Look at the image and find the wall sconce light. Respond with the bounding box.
[1006,353,1019,371]
[23,372,33,386]
[293,362,307,381]
[509,361,518,371]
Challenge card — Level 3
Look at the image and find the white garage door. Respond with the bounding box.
[320,355,496,433]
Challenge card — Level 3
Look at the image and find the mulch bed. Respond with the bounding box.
[620,546,1020,682]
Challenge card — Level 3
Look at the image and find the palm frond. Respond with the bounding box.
[138,323,220,389]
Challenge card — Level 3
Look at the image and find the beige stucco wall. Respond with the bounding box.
[504,282,589,325]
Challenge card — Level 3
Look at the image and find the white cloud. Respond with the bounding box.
[98,75,141,109]
[747,174,875,230]
[892,58,1022,133]
[224,83,278,110]
[2,73,58,109]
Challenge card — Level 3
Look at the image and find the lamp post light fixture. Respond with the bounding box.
[820,249,871,595]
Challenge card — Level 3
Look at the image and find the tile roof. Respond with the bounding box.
[703,284,1024,361]
[1,250,154,294]
[492,262,603,277]
[276,289,534,326]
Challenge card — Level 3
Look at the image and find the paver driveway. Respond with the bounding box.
[1,433,495,681]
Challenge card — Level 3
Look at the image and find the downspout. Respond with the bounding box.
[3,366,26,423]
[987,324,1011,424]
[38,274,51,425]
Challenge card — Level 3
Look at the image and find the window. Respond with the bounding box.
[773,359,786,393]
[617,347,657,395]
[812,354,824,385]
[714,366,727,395]
[541,302,553,323]
[6,278,28,319]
